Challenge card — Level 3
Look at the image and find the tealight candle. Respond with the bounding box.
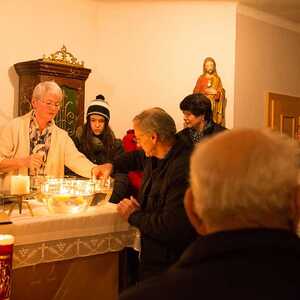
[10,175,30,195]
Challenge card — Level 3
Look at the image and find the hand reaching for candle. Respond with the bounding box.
[117,196,140,221]
[91,163,113,179]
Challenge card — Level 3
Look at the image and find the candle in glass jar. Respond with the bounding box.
[10,175,30,195]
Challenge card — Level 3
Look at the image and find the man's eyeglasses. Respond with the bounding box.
[40,100,61,109]
[135,133,148,144]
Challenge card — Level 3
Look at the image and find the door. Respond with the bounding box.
[267,93,300,139]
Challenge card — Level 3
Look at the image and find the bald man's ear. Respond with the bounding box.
[184,187,207,235]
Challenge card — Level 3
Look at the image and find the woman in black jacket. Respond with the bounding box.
[178,93,226,145]
[73,95,129,203]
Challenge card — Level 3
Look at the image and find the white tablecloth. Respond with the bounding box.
[0,200,140,269]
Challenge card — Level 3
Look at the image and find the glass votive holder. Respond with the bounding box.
[91,177,114,205]
[41,178,95,214]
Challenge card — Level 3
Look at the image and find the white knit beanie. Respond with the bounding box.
[87,95,110,121]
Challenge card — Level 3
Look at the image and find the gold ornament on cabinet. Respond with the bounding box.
[42,45,84,67]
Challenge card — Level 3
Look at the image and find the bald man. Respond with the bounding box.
[120,129,300,300]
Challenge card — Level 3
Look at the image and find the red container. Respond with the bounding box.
[0,235,14,300]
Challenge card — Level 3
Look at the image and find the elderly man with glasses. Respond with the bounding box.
[0,81,103,192]
[97,108,197,282]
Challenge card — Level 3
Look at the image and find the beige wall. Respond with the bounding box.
[3,1,300,136]
[95,1,237,135]
[234,10,300,128]
[0,0,237,138]
[0,0,100,123]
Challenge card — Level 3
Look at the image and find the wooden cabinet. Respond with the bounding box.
[14,48,91,138]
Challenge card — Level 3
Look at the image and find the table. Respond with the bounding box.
[0,200,139,300]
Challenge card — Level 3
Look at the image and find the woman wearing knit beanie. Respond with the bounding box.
[73,95,129,203]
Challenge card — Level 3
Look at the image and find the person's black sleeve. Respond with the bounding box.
[114,150,145,173]
[127,156,195,246]
[109,172,130,203]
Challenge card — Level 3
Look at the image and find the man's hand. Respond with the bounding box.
[117,196,140,221]
[27,153,43,175]
[92,163,113,179]
[0,153,43,173]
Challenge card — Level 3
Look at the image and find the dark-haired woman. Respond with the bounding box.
[178,93,226,145]
[74,95,129,203]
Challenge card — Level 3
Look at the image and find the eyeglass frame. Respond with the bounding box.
[39,100,62,109]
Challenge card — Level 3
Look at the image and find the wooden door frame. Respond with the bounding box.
[266,92,300,137]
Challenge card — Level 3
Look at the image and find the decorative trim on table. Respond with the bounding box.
[13,228,140,269]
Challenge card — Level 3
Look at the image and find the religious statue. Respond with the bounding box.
[193,57,225,125]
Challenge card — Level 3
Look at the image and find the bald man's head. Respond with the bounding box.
[188,129,299,232]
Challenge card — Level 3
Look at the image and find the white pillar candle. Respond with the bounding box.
[0,234,15,246]
[10,175,30,195]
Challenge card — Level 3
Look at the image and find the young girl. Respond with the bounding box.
[74,95,129,203]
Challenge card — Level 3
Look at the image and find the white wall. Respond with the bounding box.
[0,0,237,138]
[234,6,300,128]
[95,1,237,136]
[0,0,99,123]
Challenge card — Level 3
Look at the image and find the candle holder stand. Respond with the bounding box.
[8,195,34,216]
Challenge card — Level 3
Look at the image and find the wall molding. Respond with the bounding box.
[237,4,300,34]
